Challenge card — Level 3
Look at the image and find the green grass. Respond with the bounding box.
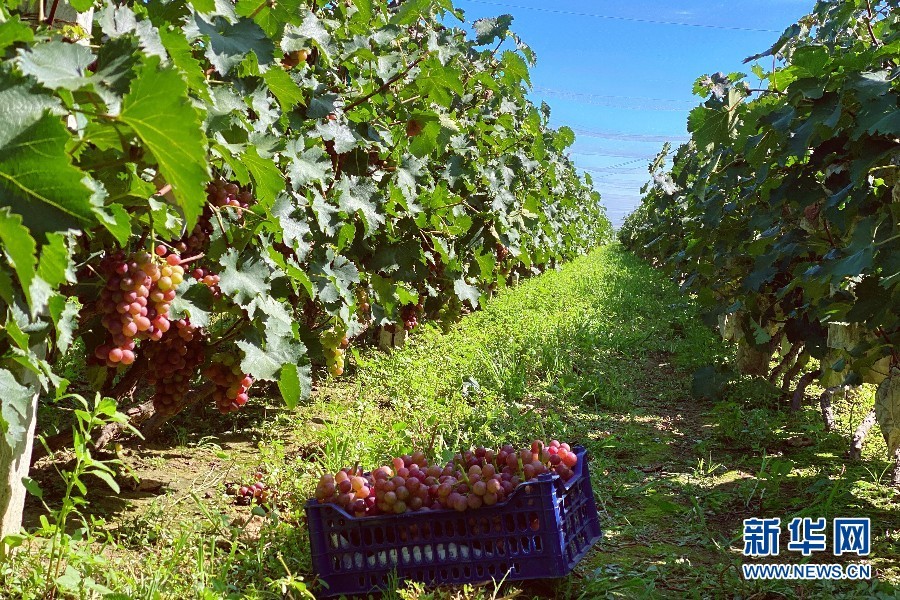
[5,246,900,599]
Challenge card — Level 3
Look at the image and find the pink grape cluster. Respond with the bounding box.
[400,304,420,331]
[204,353,253,413]
[314,440,579,517]
[207,179,253,209]
[174,180,253,258]
[93,247,184,367]
[144,319,205,415]
[190,266,222,298]
[227,472,270,506]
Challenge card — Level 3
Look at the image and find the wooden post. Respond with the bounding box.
[0,349,43,541]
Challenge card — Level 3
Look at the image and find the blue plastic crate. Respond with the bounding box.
[305,446,602,597]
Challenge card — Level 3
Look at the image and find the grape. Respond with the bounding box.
[321,326,348,377]
[146,319,205,416]
[400,303,419,331]
[205,352,253,413]
[92,248,187,368]
[313,441,578,517]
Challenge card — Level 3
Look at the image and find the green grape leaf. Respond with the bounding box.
[352,0,373,22]
[169,283,215,328]
[271,193,311,257]
[238,333,308,381]
[191,13,274,75]
[48,295,80,354]
[500,50,530,86]
[0,208,37,307]
[37,233,75,288]
[0,368,33,451]
[316,120,357,154]
[311,251,360,308]
[93,202,132,247]
[390,0,431,25]
[218,248,271,307]
[262,66,305,109]
[0,15,34,53]
[875,373,900,456]
[454,278,480,307]
[277,362,311,410]
[334,176,383,235]
[120,56,209,230]
[236,0,302,38]
[286,143,331,188]
[0,75,94,237]
[416,58,463,106]
[473,15,513,45]
[98,4,168,59]
[242,146,283,206]
[158,24,211,101]
[16,40,94,91]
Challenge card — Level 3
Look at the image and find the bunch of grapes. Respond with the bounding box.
[314,466,375,517]
[314,440,579,517]
[207,179,253,210]
[144,319,205,415]
[400,304,420,331]
[205,353,253,413]
[190,266,222,298]
[355,286,370,323]
[321,327,349,376]
[174,180,253,258]
[495,243,510,263]
[227,472,270,506]
[93,247,185,367]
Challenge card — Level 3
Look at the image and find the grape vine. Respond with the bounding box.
[0,0,612,528]
[620,0,900,476]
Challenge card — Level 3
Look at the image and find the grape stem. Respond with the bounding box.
[177,253,206,265]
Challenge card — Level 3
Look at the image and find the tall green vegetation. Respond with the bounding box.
[620,0,899,477]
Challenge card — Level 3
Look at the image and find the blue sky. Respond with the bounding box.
[452,0,815,226]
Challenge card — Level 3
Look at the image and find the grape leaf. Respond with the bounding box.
[277,362,311,409]
[120,56,209,230]
[311,250,360,307]
[158,24,211,101]
[218,248,271,307]
[190,13,274,75]
[334,176,383,235]
[390,0,431,25]
[0,208,37,307]
[473,15,513,45]
[48,295,80,354]
[271,193,311,257]
[262,66,305,109]
[16,41,94,91]
[285,143,330,188]
[238,333,308,381]
[316,120,357,154]
[242,146,283,206]
[0,75,94,237]
[875,372,900,456]
[169,283,214,328]
[454,278,480,307]
[98,4,168,59]
[236,0,302,38]
[0,368,34,451]
[0,15,33,53]
[37,233,75,288]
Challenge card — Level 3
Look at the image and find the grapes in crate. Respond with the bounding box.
[314,440,579,517]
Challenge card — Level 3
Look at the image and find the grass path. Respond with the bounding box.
[12,246,900,599]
